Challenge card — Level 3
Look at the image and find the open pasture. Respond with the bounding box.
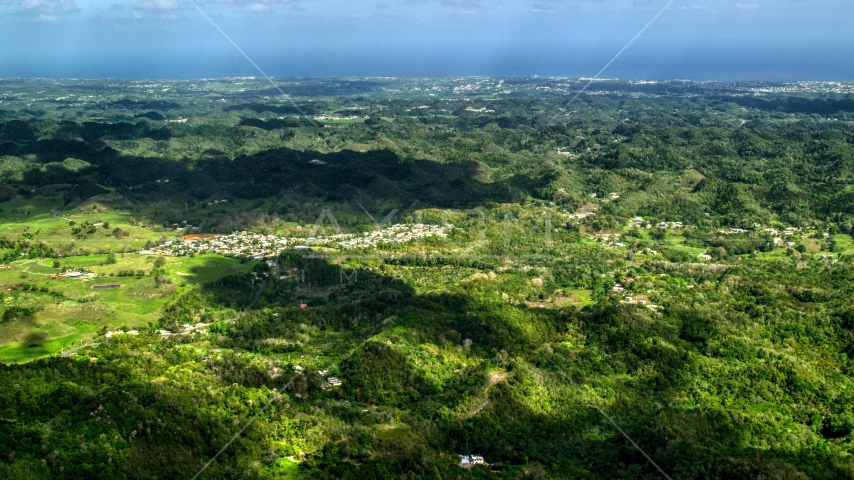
[0,251,255,363]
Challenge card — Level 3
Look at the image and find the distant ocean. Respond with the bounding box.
[1,17,851,82]
[3,45,852,82]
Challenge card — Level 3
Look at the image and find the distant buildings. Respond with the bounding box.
[623,295,649,305]
[63,271,95,279]
[459,455,486,467]
[140,224,452,258]
[105,330,138,338]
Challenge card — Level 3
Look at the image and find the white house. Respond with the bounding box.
[459,455,485,467]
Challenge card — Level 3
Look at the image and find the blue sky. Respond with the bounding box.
[1,0,852,80]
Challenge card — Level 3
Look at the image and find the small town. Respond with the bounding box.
[138,223,453,258]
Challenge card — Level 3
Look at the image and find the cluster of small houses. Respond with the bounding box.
[612,277,661,313]
[715,225,814,249]
[104,322,208,338]
[718,227,751,235]
[335,223,451,249]
[567,213,688,228]
[567,211,597,220]
[104,329,139,337]
[629,218,818,245]
[292,365,341,388]
[595,218,815,254]
[766,226,803,247]
[139,224,452,259]
[629,217,684,229]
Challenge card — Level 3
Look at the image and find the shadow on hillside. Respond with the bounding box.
[187,146,529,207]
[1,128,547,208]
[253,253,550,351]
[0,348,264,479]
[202,254,673,477]
[3,250,848,479]
[214,254,850,479]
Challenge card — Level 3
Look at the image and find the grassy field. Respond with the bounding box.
[752,235,853,261]
[0,194,268,363]
[264,458,301,479]
[554,289,594,308]
[0,252,256,364]
[666,244,707,256]
[834,234,854,255]
[754,249,789,261]
[0,196,173,254]
[0,326,97,363]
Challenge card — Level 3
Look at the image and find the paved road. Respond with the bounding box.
[243,258,280,313]
[244,280,266,312]
[61,343,100,357]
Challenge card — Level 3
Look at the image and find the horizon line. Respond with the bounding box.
[2,76,851,84]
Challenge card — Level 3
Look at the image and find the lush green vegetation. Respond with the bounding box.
[1,77,854,479]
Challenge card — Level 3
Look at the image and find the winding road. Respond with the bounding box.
[61,343,100,357]
[243,258,280,313]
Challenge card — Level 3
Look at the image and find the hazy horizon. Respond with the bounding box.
[1,0,852,82]
[2,76,851,83]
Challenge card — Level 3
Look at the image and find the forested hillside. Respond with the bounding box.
[1,77,854,479]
